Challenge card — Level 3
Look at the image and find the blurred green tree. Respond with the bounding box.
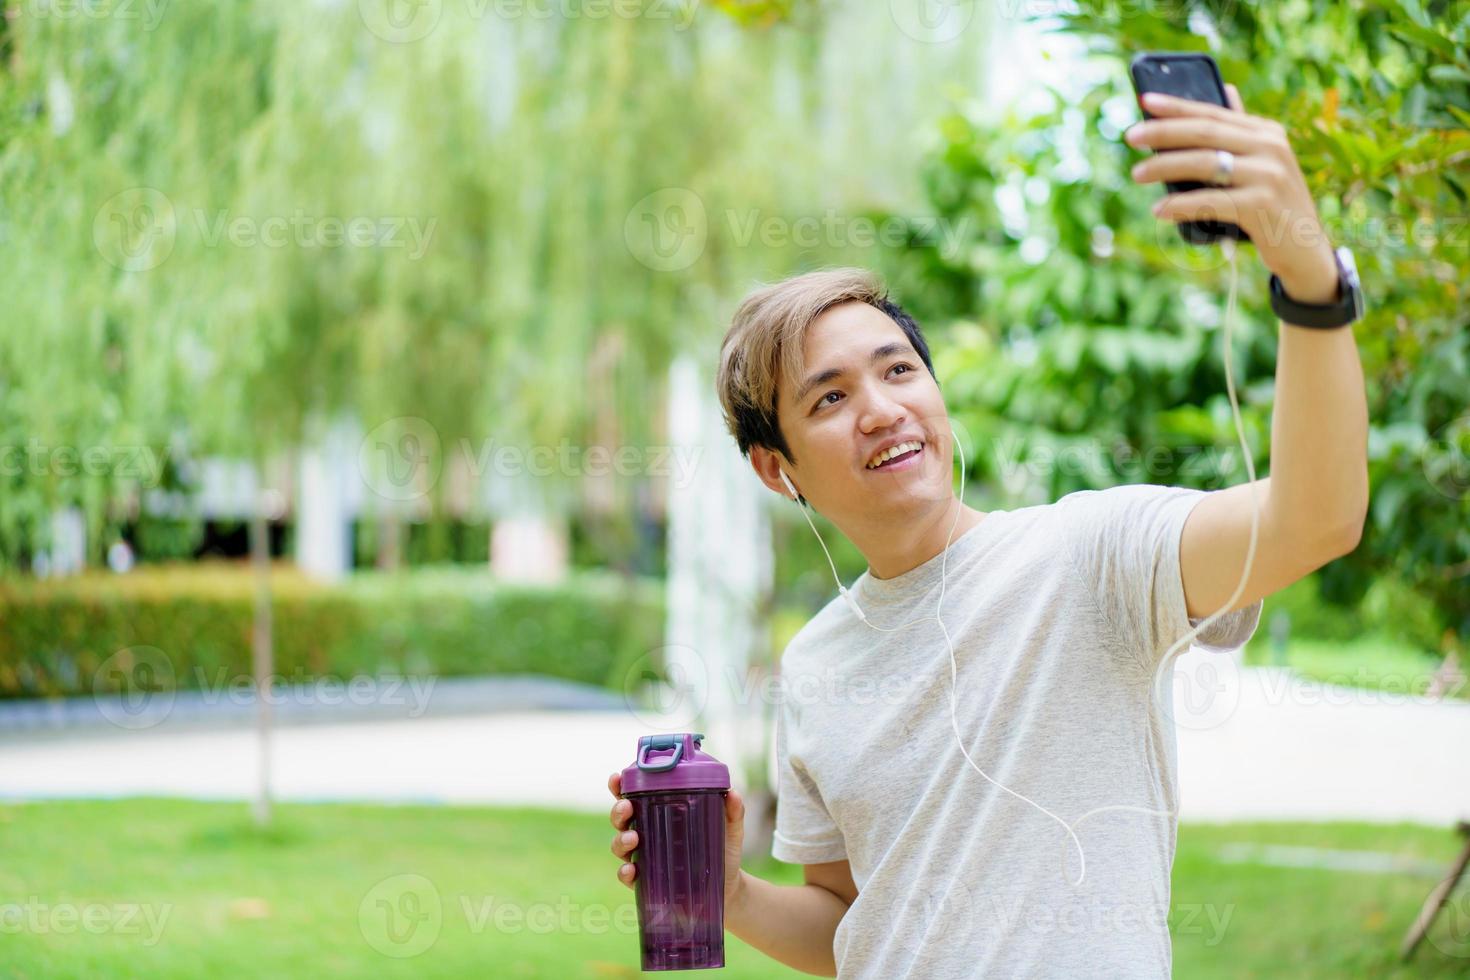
[881,0,1470,656]
[0,0,984,571]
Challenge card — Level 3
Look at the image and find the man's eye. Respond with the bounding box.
[817,391,842,408]
[890,363,913,376]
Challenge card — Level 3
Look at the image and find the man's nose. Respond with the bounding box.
[857,387,906,432]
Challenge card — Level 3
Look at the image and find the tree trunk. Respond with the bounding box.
[376,511,403,571]
[250,493,274,827]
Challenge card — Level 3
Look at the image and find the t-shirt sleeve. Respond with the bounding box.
[769,699,847,865]
[1061,483,1263,670]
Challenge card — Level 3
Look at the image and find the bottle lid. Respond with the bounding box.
[619,732,730,795]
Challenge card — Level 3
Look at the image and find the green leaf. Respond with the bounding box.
[1393,0,1434,30]
[1372,479,1409,531]
[1388,23,1456,60]
[1428,65,1470,85]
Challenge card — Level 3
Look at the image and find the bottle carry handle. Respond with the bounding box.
[635,733,703,772]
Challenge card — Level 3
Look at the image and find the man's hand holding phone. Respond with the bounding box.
[1127,84,1341,304]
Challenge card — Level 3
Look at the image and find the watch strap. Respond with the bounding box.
[1268,245,1363,329]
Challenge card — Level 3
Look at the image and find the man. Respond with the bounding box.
[608,88,1368,977]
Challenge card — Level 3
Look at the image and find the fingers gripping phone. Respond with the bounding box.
[1128,52,1249,245]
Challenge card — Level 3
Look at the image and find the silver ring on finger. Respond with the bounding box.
[1208,149,1235,187]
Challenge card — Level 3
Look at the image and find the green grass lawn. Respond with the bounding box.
[1,799,1466,978]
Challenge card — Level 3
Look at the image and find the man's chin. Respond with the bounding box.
[857,467,951,509]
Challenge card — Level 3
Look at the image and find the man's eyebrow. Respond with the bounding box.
[793,342,915,405]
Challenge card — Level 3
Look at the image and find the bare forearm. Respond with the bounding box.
[1266,269,1370,546]
[725,870,847,977]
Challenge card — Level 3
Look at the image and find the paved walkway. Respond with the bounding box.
[2,657,1467,823]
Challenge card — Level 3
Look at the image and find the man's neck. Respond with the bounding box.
[849,496,988,580]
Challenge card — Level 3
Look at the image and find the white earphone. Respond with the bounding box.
[778,242,1259,888]
[778,468,869,622]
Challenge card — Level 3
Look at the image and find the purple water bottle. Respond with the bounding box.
[619,732,730,971]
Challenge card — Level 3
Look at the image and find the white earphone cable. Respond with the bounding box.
[785,240,1258,888]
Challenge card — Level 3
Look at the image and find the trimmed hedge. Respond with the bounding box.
[0,563,664,699]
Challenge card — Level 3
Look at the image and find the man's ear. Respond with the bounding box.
[750,445,798,500]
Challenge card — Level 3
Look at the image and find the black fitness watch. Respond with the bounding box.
[1268,244,1364,329]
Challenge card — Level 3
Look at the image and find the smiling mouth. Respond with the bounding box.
[865,441,924,471]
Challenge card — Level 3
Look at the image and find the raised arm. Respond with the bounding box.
[1127,86,1369,618]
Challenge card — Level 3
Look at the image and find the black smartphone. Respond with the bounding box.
[1128,52,1249,246]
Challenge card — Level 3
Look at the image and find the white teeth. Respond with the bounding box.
[867,441,922,469]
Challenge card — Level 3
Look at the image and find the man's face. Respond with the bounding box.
[763,300,954,528]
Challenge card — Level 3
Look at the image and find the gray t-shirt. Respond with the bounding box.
[770,483,1263,979]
